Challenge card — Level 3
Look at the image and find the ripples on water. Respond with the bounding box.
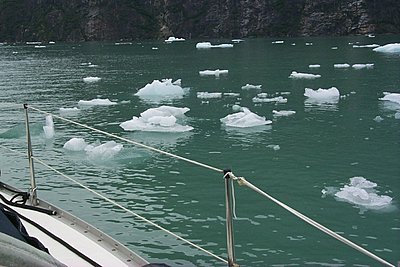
[1,37,400,266]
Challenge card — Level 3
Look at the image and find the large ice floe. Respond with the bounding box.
[379,92,400,105]
[220,107,272,128]
[373,43,400,53]
[196,42,233,49]
[199,69,228,77]
[289,71,321,79]
[78,99,117,106]
[134,79,184,100]
[120,106,193,132]
[43,115,54,139]
[197,92,223,99]
[165,37,185,43]
[352,44,380,48]
[241,84,262,90]
[63,138,123,160]
[83,76,101,83]
[272,110,296,117]
[304,87,340,103]
[323,177,393,212]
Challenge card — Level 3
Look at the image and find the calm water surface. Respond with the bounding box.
[0,35,399,266]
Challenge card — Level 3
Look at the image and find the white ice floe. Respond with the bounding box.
[135,79,184,98]
[352,44,380,48]
[120,106,193,132]
[289,71,321,79]
[308,64,321,68]
[332,177,392,210]
[195,42,233,49]
[78,99,117,106]
[241,84,262,90]
[223,92,240,97]
[83,76,101,83]
[34,45,46,48]
[304,87,340,102]
[43,115,54,139]
[221,107,272,128]
[199,69,228,77]
[272,40,284,44]
[253,96,288,104]
[63,138,88,151]
[267,144,280,151]
[373,116,384,122]
[334,63,350,68]
[48,41,55,44]
[352,64,374,69]
[232,39,244,43]
[165,36,185,43]
[373,43,400,53]
[272,110,296,117]
[59,107,80,116]
[379,92,400,105]
[331,47,338,50]
[115,42,133,45]
[152,47,158,50]
[85,141,123,160]
[197,92,222,99]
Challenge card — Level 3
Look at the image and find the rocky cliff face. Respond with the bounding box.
[0,0,399,42]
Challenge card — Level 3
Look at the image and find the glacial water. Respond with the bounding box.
[0,35,399,266]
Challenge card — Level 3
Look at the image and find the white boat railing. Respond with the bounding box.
[1,103,395,267]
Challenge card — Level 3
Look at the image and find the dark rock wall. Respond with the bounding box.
[0,0,399,42]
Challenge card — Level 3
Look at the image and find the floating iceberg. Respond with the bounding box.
[78,99,117,106]
[334,63,350,68]
[379,92,400,105]
[59,107,80,116]
[308,64,321,68]
[272,110,296,117]
[304,87,340,102]
[333,177,392,210]
[199,69,228,77]
[289,71,321,79]
[220,107,272,128]
[63,138,88,151]
[197,92,222,99]
[85,141,123,160]
[241,84,262,90]
[165,36,185,43]
[252,96,287,104]
[120,106,193,132]
[352,64,374,69]
[373,116,384,122]
[43,115,54,139]
[196,42,233,49]
[352,44,380,48]
[373,43,400,53]
[135,79,184,98]
[83,76,101,83]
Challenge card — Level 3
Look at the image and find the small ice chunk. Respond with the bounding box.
[352,44,380,48]
[213,44,234,48]
[34,45,46,48]
[223,92,240,97]
[331,47,338,50]
[289,71,321,79]
[272,40,284,44]
[78,99,117,106]
[252,96,287,103]
[197,92,222,99]
[373,116,383,122]
[334,63,350,68]
[352,64,374,69]
[165,37,185,43]
[373,43,400,53]
[85,141,123,160]
[196,42,212,49]
[308,64,321,68]
[43,115,54,139]
[395,112,400,119]
[199,69,228,77]
[83,76,101,83]
[135,79,184,97]
[59,107,80,115]
[241,84,262,90]
[232,39,244,43]
[272,110,296,117]
[379,93,400,105]
[115,42,133,45]
[305,42,313,46]
[152,47,158,50]
[63,138,88,151]
[220,107,272,128]
[304,87,340,102]
[48,41,55,44]
[267,144,280,150]
[120,106,193,132]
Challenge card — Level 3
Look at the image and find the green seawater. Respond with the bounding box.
[0,36,399,266]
